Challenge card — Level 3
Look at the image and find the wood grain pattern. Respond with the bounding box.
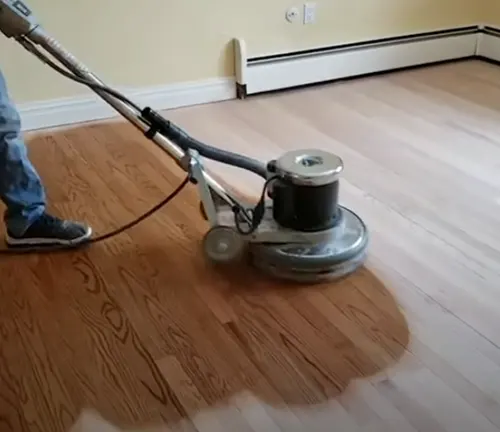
[1,59,500,431]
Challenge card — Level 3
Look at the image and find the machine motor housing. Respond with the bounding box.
[268,149,344,233]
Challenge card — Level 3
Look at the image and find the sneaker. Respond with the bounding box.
[6,213,93,248]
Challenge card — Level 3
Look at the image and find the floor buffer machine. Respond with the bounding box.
[0,0,369,283]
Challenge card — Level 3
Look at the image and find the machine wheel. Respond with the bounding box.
[202,226,246,264]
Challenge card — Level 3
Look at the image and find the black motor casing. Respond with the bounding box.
[268,149,344,232]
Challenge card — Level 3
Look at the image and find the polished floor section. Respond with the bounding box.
[1,60,500,431]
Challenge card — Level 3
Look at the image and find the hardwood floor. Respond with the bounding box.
[1,59,500,431]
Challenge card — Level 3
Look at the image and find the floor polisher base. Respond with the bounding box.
[248,206,369,283]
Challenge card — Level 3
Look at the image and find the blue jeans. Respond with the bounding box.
[0,70,46,236]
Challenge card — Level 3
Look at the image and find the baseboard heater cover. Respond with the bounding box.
[477,26,500,63]
[234,26,482,98]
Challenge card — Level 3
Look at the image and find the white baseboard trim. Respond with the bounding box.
[19,77,236,132]
[477,27,500,62]
[234,27,479,96]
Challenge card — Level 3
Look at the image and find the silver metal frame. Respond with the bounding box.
[182,150,338,245]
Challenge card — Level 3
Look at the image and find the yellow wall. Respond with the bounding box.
[485,0,500,24]
[1,0,484,104]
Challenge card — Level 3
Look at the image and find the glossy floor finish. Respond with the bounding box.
[1,60,500,432]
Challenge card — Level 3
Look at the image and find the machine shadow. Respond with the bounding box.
[79,240,411,431]
[108,240,410,406]
[11,122,411,430]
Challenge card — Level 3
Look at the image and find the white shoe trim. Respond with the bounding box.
[6,226,93,247]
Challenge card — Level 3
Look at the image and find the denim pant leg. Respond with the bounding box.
[0,69,46,236]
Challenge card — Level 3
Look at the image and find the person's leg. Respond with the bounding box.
[0,69,92,247]
[0,70,47,235]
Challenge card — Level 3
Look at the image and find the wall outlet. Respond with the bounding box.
[286,6,300,23]
[303,2,316,24]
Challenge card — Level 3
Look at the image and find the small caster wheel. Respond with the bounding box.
[202,226,245,264]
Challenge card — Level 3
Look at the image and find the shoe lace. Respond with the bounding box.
[38,213,64,229]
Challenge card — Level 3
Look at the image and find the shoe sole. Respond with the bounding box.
[5,226,93,248]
